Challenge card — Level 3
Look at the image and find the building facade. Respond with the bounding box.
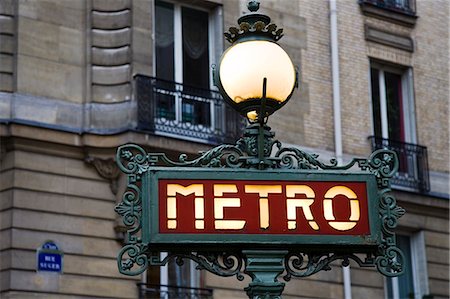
[0,0,448,298]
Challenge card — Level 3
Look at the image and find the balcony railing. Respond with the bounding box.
[369,136,430,193]
[359,0,416,15]
[138,283,213,299]
[135,75,243,145]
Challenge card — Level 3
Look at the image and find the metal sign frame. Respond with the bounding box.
[143,168,380,248]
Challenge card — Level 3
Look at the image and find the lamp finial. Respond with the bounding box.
[248,0,260,12]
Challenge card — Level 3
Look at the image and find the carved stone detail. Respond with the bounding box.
[85,157,121,194]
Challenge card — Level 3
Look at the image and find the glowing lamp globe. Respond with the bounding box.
[214,6,297,121]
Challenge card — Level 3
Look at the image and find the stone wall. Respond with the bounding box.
[0,137,139,298]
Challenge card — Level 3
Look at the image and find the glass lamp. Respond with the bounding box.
[214,1,297,121]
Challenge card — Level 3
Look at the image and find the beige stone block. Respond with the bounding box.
[92,9,130,30]
[0,273,11,294]
[213,289,248,299]
[0,250,11,271]
[428,263,449,281]
[18,17,83,66]
[92,46,130,66]
[0,151,14,171]
[92,0,131,12]
[0,53,13,73]
[0,15,14,34]
[13,189,116,219]
[13,169,112,200]
[132,0,152,30]
[58,274,138,298]
[425,231,450,249]
[15,102,58,124]
[12,209,115,238]
[0,34,15,53]
[205,272,249,290]
[132,27,152,63]
[261,0,300,16]
[91,83,131,103]
[350,266,383,287]
[92,28,130,48]
[0,169,13,191]
[92,64,130,85]
[11,228,119,258]
[399,210,448,234]
[17,55,83,103]
[9,249,29,270]
[0,210,12,230]
[0,230,11,250]
[0,190,13,210]
[18,0,85,30]
[13,150,99,180]
[426,247,449,265]
[0,0,16,15]
[58,26,84,66]
[429,279,450,297]
[132,62,152,77]
[0,73,13,92]
[351,285,385,299]
[283,278,343,298]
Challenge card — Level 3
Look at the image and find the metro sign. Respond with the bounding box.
[143,168,380,248]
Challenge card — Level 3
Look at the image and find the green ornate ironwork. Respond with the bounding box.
[115,123,405,288]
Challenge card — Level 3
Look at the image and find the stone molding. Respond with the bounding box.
[0,92,136,134]
[90,0,132,103]
[359,1,417,27]
[85,156,121,194]
[365,25,414,52]
[0,0,17,92]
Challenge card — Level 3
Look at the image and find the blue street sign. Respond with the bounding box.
[37,241,63,273]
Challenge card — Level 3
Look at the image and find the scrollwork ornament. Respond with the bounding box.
[149,251,245,281]
[376,246,405,277]
[117,244,148,276]
[283,252,374,280]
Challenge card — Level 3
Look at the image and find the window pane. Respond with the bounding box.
[384,71,404,142]
[182,97,211,126]
[397,235,415,299]
[182,7,210,89]
[371,68,382,138]
[155,1,175,82]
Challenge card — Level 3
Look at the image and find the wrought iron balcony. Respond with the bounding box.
[369,136,430,193]
[359,0,416,15]
[135,75,243,145]
[138,283,213,299]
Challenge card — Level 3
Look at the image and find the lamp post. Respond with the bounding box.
[214,0,297,169]
[114,1,405,298]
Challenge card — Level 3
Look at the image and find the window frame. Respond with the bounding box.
[152,0,223,134]
[384,231,429,299]
[369,62,417,144]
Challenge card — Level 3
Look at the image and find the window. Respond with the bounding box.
[359,0,416,15]
[385,233,429,299]
[154,0,222,127]
[369,63,430,192]
[370,64,416,144]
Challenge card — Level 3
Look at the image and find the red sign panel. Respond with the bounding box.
[158,179,370,235]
